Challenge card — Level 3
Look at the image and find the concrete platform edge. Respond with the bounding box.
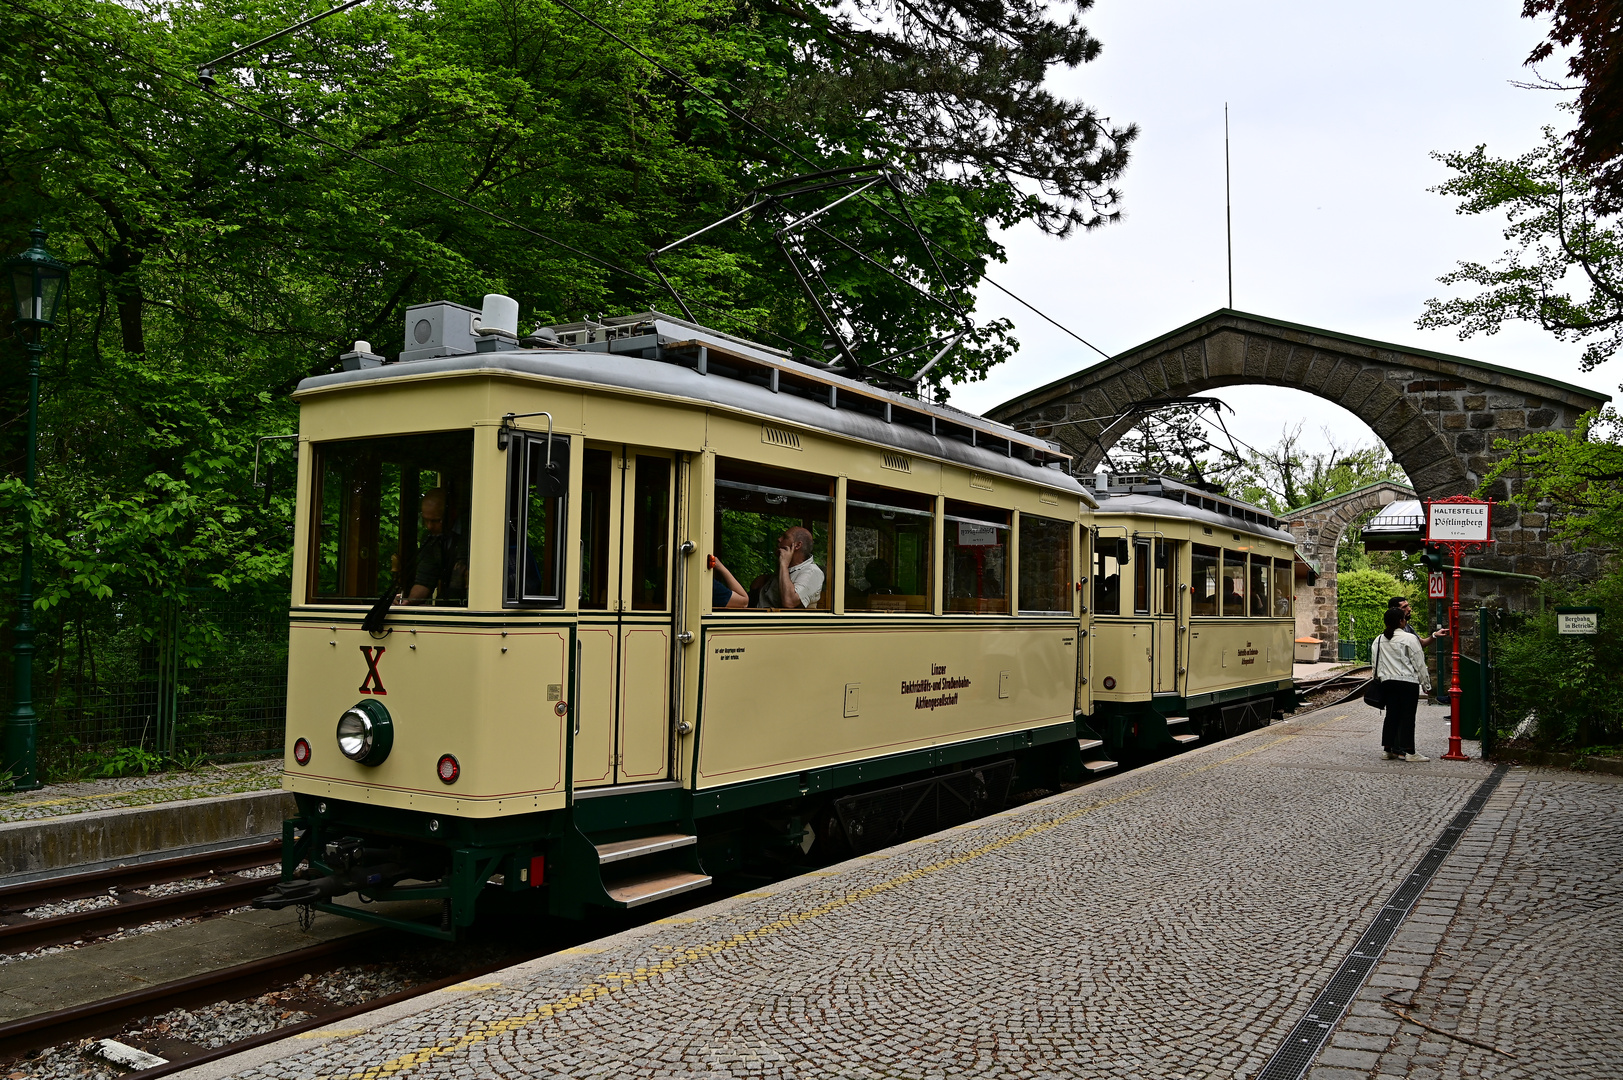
[0,790,296,877]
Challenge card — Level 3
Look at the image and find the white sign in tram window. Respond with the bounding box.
[1559,612,1599,635]
[957,521,999,546]
[1426,501,1491,542]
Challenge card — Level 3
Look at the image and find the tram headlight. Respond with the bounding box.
[336,700,394,766]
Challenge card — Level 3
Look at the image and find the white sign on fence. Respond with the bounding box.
[1428,571,1446,600]
[1559,612,1598,635]
[1426,500,1491,542]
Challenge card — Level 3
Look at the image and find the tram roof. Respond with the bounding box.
[297,311,1092,502]
[1083,473,1296,544]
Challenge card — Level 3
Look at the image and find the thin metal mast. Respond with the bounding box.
[1225,103,1233,309]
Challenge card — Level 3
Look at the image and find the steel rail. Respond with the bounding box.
[0,841,283,954]
[0,840,281,910]
[0,934,376,1059]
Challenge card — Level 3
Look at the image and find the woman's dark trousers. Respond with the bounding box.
[1380,681,1420,756]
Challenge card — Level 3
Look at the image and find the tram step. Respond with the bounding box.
[594,833,698,865]
[1077,738,1105,752]
[1082,759,1119,774]
[604,869,713,908]
[1164,715,1192,728]
[1170,733,1200,745]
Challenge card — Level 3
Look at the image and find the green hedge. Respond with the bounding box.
[1492,568,1623,748]
[1338,568,1419,648]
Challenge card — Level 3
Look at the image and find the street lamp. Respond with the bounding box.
[5,224,69,791]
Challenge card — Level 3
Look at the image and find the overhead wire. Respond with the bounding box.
[536,0,1115,359]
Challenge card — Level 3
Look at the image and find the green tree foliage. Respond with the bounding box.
[1480,406,1623,551]
[0,0,1131,649]
[1522,0,1623,213]
[1230,424,1408,516]
[1418,127,1623,371]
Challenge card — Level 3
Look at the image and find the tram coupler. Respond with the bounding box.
[252,837,415,910]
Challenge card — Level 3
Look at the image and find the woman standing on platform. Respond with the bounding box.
[1375,607,1431,762]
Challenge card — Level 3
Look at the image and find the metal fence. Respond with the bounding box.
[1337,639,1373,663]
[2,590,288,779]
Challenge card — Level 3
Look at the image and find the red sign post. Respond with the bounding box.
[1423,495,1493,762]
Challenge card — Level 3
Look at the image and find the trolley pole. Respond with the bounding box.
[1423,496,1492,764]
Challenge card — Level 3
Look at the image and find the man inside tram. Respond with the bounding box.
[752,526,824,609]
[400,487,468,604]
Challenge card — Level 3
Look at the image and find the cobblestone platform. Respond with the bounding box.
[173,703,1620,1080]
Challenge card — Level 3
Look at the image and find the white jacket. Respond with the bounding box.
[1372,630,1431,693]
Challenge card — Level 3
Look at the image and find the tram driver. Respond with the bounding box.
[752,526,825,609]
[399,487,468,605]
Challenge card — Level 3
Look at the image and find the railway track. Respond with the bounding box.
[0,841,283,955]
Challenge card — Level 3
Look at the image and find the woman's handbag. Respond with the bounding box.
[1363,637,1385,709]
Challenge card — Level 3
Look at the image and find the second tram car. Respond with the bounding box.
[255,298,1299,938]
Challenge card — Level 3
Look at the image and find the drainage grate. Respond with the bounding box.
[1252,765,1508,1080]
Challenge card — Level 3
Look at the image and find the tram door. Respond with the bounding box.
[575,445,675,787]
[1153,540,1182,695]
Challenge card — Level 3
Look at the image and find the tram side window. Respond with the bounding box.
[1018,515,1072,615]
[505,435,570,606]
[1249,554,1270,616]
[945,501,1009,614]
[1222,550,1247,617]
[1157,540,1177,613]
[578,449,612,609]
[1133,540,1151,614]
[1190,544,1219,616]
[630,456,672,610]
[1093,535,1123,616]
[1274,558,1294,617]
[846,481,933,613]
[310,431,474,606]
[714,460,832,610]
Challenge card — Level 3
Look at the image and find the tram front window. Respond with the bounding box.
[713,460,831,610]
[1018,515,1072,614]
[846,481,932,613]
[310,431,474,606]
[945,501,1008,614]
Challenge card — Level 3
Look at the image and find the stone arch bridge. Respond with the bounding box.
[989,310,1610,614]
[1286,481,1415,658]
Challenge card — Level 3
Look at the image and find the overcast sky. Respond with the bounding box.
[956,0,1612,466]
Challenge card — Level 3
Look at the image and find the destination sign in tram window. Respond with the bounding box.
[714,460,832,610]
[945,500,1009,614]
[845,481,933,613]
[310,431,474,606]
[1019,515,1072,614]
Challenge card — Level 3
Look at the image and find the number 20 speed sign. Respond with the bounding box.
[1425,500,1492,543]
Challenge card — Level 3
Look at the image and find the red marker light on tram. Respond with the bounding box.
[437,754,460,784]
[293,738,312,766]
[1102,677,1116,690]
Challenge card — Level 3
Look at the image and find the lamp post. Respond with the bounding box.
[5,224,69,791]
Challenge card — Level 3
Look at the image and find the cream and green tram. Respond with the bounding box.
[257,304,1097,938]
[1081,474,1298,758]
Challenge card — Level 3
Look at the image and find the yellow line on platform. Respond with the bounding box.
[319,726,1312,1080]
